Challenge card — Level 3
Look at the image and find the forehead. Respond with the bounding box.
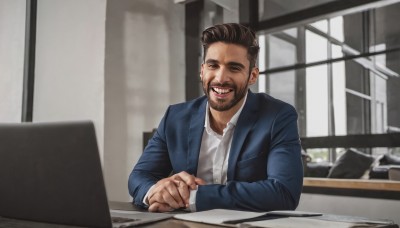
[205,42,249,66]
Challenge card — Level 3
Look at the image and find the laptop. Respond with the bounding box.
[0,121,172,227]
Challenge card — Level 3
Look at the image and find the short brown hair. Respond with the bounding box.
[201,23,259,69]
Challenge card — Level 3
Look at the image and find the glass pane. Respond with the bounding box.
[331,43,343,58]
[330,16,344,42]
[307,148,329,163]
[343,12,364,54]
[258,33,297,71]
[392,148,400,157]
[372,73,387,134]
[346,93,370,135]
[306,64,329,137]
[374,3,400,53]
[267,71,295,107]
[344,59,370,95]
[332,62,347,136]
[306,30,328,63]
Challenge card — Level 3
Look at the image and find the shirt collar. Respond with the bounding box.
[204,92,248,134]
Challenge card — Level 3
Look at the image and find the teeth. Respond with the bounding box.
[213,88,230,94]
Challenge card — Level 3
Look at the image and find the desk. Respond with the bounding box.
[303,177,400,200]
[0,201,398,228]
[303,178,400,191]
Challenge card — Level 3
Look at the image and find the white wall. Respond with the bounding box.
[298,193,400,225]
[104,0,185,201]
[0,0,26,122]
[33,0,106,159]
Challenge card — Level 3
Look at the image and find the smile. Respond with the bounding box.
[211,87,233,94]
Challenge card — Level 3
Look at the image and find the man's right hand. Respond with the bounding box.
[147,171,205,212]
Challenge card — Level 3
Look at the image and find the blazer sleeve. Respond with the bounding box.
[128,107,173,208]
[195,105,303,211]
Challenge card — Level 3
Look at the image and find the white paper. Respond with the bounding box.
[266,210,322,217]
[173,209,265,224]
[241,217,355,228]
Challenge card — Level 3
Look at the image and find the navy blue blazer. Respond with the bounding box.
[128,91,303,211]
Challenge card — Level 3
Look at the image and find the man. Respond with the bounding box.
[128,23,303,212]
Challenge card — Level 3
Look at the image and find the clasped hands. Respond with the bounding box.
[147,171,205,212]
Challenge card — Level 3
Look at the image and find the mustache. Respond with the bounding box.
[208,82,235,88]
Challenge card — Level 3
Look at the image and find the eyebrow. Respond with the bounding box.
[227,62,245,69]
[205,59,246,69]
[205,59,219,65]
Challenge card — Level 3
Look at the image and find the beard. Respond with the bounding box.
[202,79,249,112]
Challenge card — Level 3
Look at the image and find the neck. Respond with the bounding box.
[209,97,245,135]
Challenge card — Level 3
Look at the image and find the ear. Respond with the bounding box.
[248,67,259,85]
[200,63,204,80]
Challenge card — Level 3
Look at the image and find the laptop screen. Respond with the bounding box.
[0,121,112,228]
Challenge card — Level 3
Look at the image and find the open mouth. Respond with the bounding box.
[211,87,233,95]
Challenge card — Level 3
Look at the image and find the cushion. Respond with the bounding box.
[305,163,332,177]
[327,148,374,179]
[369,166,389,179]
[379,154,400,165]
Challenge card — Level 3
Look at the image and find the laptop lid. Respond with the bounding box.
[0,121,112,228]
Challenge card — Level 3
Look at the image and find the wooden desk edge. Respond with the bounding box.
[303,177,400,191]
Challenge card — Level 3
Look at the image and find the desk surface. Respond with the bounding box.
[0,201,398,228]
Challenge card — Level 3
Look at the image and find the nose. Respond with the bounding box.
[214,67,229,84]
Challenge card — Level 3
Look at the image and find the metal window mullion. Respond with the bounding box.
[369,9,377,135]
[327,19,336,162]
[21,0,37,122]
[346,88,372,100]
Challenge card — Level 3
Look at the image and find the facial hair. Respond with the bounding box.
[202,76,250,112]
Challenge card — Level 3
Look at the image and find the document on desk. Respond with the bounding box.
[173,209,264,225]
[241,217,356,228]
[173,209,322,226]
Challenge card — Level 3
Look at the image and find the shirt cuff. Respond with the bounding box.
[143,185,155,206]
[188,188,197,212]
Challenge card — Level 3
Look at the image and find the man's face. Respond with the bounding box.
[200,42,259,112]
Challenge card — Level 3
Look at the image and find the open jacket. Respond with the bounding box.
[128,91,303,211]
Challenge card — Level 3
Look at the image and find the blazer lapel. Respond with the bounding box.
[227,91,259,181]
[187,99,207,176]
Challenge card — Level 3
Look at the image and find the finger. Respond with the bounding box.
[176,171,197,190]
[171,174,183,182]
[148,179,173,201]
[149,182,183,208]
[175,180,190,206]
[148,202,173,212]
[195,177,206,185]
[149,190,180,209]
[165,181,185,208]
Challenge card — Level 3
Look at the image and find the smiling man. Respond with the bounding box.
[128,23,303,212]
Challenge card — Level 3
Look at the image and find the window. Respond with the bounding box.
[184,0,400,162]
[257,2,400,162]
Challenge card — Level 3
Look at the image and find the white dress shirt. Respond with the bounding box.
[189,93,247,211]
